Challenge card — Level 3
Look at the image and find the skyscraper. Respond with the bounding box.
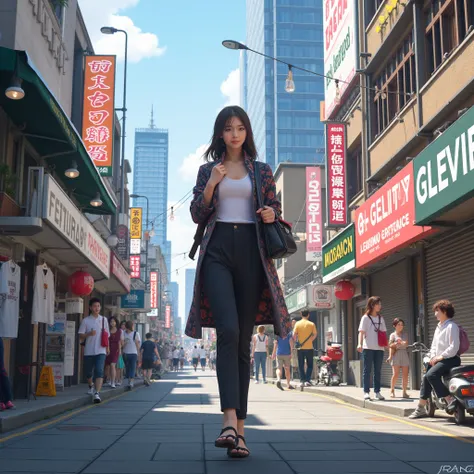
[245,0,325,169]
[185,269,196,319]
[168,281,180,331]
[133,111,172,279]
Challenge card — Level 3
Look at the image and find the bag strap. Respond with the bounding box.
[300,333,313,347]
[368,315,382,332]
[254,161,264,210]
[133,331,136,341]
[102,316,104,331]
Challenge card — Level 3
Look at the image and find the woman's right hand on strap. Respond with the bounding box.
[208,164,226,187]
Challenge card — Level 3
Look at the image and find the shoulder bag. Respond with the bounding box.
[295,333,313,350]
[254,162,297,259]
[368,315,388,347]
[100,317,109,348]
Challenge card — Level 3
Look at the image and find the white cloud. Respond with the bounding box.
[179,144,208,183]
[220,68,241,106]
[78,0,166,62]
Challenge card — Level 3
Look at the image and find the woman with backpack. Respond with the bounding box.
[251,326,269,384]
[122,321,141,389]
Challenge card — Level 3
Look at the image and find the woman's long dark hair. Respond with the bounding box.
[204,106,258,161]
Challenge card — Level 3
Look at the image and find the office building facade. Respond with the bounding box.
[185,269,196,319]
[245,0,325,169]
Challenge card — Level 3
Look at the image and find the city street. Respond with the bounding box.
[0,371,473,474]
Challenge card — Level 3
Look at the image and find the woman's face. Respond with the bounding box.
[121,322,126,330]
[222,117,246,151]
[110,319,117,328]
[374,302,382,313]
[395,321,404,331]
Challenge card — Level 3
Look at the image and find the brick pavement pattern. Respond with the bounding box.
[0,370,473,473]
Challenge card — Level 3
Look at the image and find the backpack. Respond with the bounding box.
[458,325,470,356]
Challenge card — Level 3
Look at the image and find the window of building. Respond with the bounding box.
[372,32,416,139]
[424,0,473,75]
[347,146,363,202]
[366,0,385,26]
[48,0,63,26]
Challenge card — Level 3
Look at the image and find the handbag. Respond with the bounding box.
[295,333,313,350]
[368,315,388,347]
[100,317,109,348]
[254,162,297,259]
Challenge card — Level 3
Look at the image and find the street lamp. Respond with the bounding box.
[101,26,128,215]
[130,194,150,289]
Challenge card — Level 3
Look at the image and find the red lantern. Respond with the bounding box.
[69,270,94,296]
[335,280,355,300]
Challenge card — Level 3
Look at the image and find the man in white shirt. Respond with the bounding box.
[410,299,461,419]
[78,298,109,404]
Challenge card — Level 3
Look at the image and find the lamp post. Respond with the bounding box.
[130,194,149,289]
[101,26,128,214]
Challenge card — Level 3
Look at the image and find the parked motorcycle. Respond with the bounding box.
[315,341,343,386]
[410,341,474,424]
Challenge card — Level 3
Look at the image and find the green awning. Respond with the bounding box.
[0,47,116,215]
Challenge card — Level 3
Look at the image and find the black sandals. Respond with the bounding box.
[227,435,250,458]
[215,426,238,449]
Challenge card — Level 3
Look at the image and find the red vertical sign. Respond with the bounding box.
[306,166,323,262]
[165,305,171,329]
[326,123,348,227]
[150,272,158,308]
[130,255,140,279]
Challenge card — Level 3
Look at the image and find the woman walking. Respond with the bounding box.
[122,321,141,389]
[185,106,291,459]
[358,296,387,401]
[387,318,410,398]
[105,317,123,389]
[252,326,268,384]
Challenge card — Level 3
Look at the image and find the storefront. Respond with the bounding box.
[355,161,433,388]
[413,105,474,364]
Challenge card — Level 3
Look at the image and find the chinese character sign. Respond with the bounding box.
[165,305,171,329]
[326,123,348,227]
[129,239,141,255]
[130,208,142,239]
[130,255,140,279]
[150,272,158,309]
[82,56,116,177]
[306,167,323,262]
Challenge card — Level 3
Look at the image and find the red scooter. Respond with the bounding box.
[316,341,343,386]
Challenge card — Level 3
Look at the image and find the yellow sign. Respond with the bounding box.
[130,207,143,239]
[36,366,57,397]
[375,0,404,33]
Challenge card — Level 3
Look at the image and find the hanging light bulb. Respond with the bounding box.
[149,225,155,238]
[5,76,25,100]
[285,65,295,93]
[334,80,341,105]
[90,192,103,207]
[381,89,387,100]
[169,206,175,221]
[64,161,80,179]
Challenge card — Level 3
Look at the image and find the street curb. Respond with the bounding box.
[267,379,415,417]
[0,381,144,434]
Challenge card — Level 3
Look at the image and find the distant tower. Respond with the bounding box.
[149,105,156,129]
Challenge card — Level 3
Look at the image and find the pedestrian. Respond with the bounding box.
[179,347,186,370]
[387,318,410,398]
[123,321,141,389]
[272,329,295,390]
[290,317,300,381]
[0,337,14,411]
[410,300,461,419]
[210,349,217,371]
[192,345,200,372]
[358,296,387,401]
[104,316,123,389]
[172,346,180,372]
[116,349,125,386]
[200,345,207,371]
[141,333,160,386]
[78,298,109,404]
[252,326,268,384]
[185,106,291,459]
[293,310,317,390]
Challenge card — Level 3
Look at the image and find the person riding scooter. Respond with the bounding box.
[409,299,460,419]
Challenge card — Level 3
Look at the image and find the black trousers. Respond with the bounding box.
[298,349,314,383]
[202,223,264,420]
[420,356,460,400]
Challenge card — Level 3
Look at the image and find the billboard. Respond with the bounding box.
[165,305,171,329]
[306,167,323,262]
[150,271,158,309]
[130,255,140,279]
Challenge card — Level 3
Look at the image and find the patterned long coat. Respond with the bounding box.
[185,156,292,340]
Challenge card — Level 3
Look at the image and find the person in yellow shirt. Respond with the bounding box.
[293,310,317,389]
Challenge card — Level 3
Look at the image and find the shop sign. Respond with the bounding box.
[130,208,143,239]
[323,0,358,118]
[116,225,129,261]
[46,313,66,389]
[308,285,334,309]
[65,297,84,314]
[306,166,323,262]
[111,253,131,293]
[322,224,355,283]
[356,161,432,268]
[414,105,474,225]
[326,123,348,227]
[130,238,141,255]
[121,290,145,309]
[82,55,116,176]
[130,255,140,279]
[147,308,158,317]
[285,288,307,314]
[150,271,158,309]
[43,175,110,278]
[165,304,171,329]
[65,321,75,376]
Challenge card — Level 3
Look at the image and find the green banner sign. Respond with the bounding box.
[285,288,307,314]
[414,105,474,225]
[322,224,356,283]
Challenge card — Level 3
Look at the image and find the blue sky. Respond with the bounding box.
[79,0,245,321]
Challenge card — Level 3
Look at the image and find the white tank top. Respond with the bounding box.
[216,175,255,224]
[254,334,267,352]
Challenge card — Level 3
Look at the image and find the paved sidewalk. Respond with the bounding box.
[0,369,473,474]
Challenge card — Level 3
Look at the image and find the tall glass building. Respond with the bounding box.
[244,0,325,169]
[133,121,172,279]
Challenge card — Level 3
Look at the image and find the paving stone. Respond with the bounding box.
[83,460,204,473]
[96,443,158,461]
[0,459,87,472]
[280,449,396,461]
[0,448,101,460]
[288,460,420,473]
[206,460,294,473]
[153,443,203,461]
